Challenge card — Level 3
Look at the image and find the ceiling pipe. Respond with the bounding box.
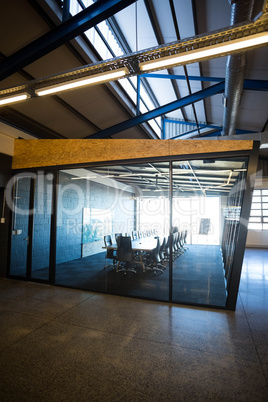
[221,0,255,136]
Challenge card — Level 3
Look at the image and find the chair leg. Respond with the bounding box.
[116,261,125,272]
[116,261,137,274]
[104,258,117,270]
[152,265,164,274]
[147,262,165,274]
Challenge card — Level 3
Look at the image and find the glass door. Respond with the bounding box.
[9,174,32,277]
[9,172,52,281]
[31,172,53,281]
[171,156,249,308]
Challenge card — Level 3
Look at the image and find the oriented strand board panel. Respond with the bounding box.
[12,139,254,169]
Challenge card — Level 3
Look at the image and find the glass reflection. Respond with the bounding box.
[171,156,248,307]
[31,172,52,281]
[55,163,170,301]
[53,156,249,308]
[9,175,31,277]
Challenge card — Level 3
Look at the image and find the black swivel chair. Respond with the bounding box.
[182,230,188,250]
[176,231,185,256]
[159,236,167,262]
[164,235,171,262]
[104,235,116,269]
[116,236,137,274]
[146,237,166,274]
[115,233,122,242]
[132,230,138,240]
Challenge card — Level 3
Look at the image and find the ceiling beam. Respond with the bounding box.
[243,79,268,91]
[86,81,224,139]
[0,50,101,135]
[0,0,136,81]
[168,0,201,132]
[1,14,267,99]
[141,73,224,81]
[141,74,268,90]
[0,107,65,139]
[144,0,187,121]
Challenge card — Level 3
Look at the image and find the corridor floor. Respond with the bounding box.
[0,248,267,401]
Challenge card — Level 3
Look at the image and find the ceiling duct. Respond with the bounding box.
[222,0,255,136]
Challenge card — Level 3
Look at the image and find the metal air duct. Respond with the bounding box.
[222,0,255,136]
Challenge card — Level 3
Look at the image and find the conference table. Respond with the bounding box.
[103,236,159,272]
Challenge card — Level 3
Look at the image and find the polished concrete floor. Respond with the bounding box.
[0,248,267,401]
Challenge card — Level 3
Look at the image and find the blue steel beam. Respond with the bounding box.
[141,74,268,90]
[171,127,221,140]
[86,81,225,139]
[163,119,221,129]
[243,79,268,91]
[141,73,224,82]
[0,0,136,81]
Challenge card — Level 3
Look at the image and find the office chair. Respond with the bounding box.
[116,236,137,274]
[115,233,122,242]
[163,235,170,262]
[146,237,166,274]
[159,236,167,262]
[182,230,188,250]
[132,230,138,240]
[176,231,185,257]
[104,235,116,269]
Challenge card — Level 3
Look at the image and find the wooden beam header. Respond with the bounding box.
[12,139,254,170]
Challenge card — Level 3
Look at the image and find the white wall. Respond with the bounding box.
[0,123,35,156]
[0,133,14,156]
[246,230,268,248]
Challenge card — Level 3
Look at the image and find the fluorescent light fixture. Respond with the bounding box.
[36,67,129,96]
[0,92,30,106]
[71,176,97,180]
[140,32,268,71]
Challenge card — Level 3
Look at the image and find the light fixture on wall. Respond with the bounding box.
[35,67,129,96]
[139,32,268,72]
[0,92,31,106]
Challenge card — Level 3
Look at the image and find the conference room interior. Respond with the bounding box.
[9,151,251,310]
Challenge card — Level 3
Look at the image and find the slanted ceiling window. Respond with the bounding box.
[249,189,268,230]
[69,0,161,136]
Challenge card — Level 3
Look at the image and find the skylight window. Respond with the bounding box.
[69,0,161,137]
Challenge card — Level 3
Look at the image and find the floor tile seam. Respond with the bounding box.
[29,292,95,304]
[50,318,261,362]
[2,293,96,315]
[0,303,83,321]
[45,295,102,320]
[0,306,51,318]
[52,319,220,355]
[0,318,54,355]
[51,318,190,349]
[238,291,268,387]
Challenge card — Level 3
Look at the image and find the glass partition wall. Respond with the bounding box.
[171,157,248,307]
[8,152,253,310]
[55,162,170,301]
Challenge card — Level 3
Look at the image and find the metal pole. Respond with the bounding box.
[136,75,141,116]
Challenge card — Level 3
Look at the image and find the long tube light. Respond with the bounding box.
[0,92,30,106]
[35,67,129,96]
[140,32,268,72]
